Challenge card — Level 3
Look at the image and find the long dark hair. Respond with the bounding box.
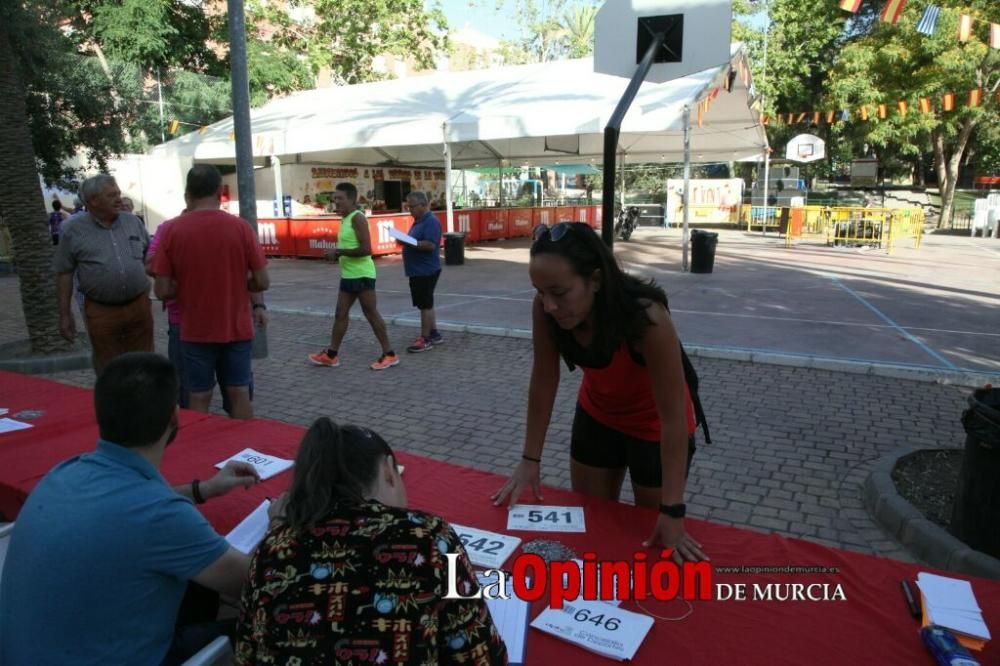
[530,222,669,359]
[285,417,395,532]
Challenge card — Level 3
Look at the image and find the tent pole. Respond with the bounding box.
[682,105,691,272]
[601,30,665,248]
[498,161,504,207]
[443,123,454,233]
[272,154,283,216]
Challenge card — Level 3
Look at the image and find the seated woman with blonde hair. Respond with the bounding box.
[235,417,508,665]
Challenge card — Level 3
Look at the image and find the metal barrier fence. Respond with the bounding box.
[783,206,924,254]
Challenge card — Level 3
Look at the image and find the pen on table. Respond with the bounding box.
[901,579,921,619]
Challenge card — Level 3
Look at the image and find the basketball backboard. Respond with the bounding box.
[594,0,732,83]
[785,134,826,163]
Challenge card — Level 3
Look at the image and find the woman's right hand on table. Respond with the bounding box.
[491,459,544,507]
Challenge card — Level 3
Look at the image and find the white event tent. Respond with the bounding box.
[152,44,763,169]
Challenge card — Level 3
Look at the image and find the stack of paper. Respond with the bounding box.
[917,572,991,650]
[478,573,530,666]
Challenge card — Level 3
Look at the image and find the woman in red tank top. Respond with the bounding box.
[492,222,706,562]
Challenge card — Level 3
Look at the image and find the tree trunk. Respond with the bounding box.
[937,119,978,230]
[933,130,947,227]
[0,22,72,354]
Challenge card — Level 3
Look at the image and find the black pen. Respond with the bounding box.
[901,579,921,619]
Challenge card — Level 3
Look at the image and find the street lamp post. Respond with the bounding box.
[757,0,771,236]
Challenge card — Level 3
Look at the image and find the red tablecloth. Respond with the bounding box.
[1,371,998,664]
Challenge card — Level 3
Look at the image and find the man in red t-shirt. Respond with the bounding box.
[152,165,270,419]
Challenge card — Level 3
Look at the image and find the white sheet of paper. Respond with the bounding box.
[507,505,586,533]
[388,227,418,246]
[226,499,272,554]
[917,572,991,640]
[215,448,293,481]
[0,408,8,416]
[531,598,653,661]
[451,524,521,569]
[0,418,33,434]
[478,573,530,665]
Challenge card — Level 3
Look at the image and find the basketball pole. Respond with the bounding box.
[601,31,667,249]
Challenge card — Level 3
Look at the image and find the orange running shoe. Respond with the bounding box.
[369,352,400,371]
[308,350,340,367]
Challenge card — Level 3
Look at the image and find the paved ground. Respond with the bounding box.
[3,227,996,564]
[265,227,1000,374]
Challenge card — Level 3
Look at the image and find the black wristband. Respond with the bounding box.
[522,454,541,463]
[659,503,686,518]
[252,303,267,310]
[191,479,206,505]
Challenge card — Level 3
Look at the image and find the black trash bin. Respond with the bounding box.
[690,230,718,274]
[950,387,1000,559]
[444,232,466,266]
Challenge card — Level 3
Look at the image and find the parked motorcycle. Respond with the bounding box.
[614,206,640,241]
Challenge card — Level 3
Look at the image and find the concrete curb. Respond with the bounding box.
[863,448,1000,580]
[271,306,999,387]
[0,338,92,375]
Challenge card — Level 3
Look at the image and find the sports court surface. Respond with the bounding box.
[263,227,1000,377]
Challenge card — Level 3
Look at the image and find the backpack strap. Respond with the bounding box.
[680,345,711,444]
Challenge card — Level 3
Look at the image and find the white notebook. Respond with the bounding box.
[478,573,530,665]
[917,572,991,641]
[225,499,272,554]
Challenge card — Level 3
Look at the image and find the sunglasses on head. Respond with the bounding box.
[532,222,575,243]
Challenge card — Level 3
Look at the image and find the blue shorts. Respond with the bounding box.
[182,340,253,392]
[340,277,376,294]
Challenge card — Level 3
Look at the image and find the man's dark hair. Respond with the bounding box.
[52,200,62,211]
[285,417,395,532]
[94,353,179,448]
[186,164,223,199]
[335,182,358,202]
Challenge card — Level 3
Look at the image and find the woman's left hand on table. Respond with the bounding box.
[643,515,709,563]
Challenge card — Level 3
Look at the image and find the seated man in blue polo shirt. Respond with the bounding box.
[0,352,267,665]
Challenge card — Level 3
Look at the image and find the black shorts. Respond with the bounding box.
[570,403,696,488]
[340,277,376,294]
[409,271,441,310]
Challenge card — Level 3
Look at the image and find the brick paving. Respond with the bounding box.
[4,267,979,565]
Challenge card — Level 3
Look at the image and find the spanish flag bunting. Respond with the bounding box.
[968,88,982,108]
[877,104,887,119]
[788,113,796,124]
[943,92,954,111]
[859,105,869,120]
[198,126,208,134]
[697,104,704,128]
[168,119,180,135]
[839,0,862,12]
[880,0,906,24]
[919,97,931,113]
[991,23,1000,49]
[957,14,973,42]
[796,112,807,123]
[710,88,720,100]
[827,110,836,123]
[762,113,770,125]
[897,100,908,116]
[813,111,821,124]
[228,132,236,142]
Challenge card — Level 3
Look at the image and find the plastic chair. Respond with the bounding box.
[180,635,233,666]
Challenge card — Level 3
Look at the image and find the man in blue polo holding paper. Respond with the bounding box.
[399,191,444,353]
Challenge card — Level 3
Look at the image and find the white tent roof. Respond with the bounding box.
[151,44,764,168]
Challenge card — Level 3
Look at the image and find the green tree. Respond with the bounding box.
[561,3,598,58]
[248,0,449,84]
[826,1,1000,227]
